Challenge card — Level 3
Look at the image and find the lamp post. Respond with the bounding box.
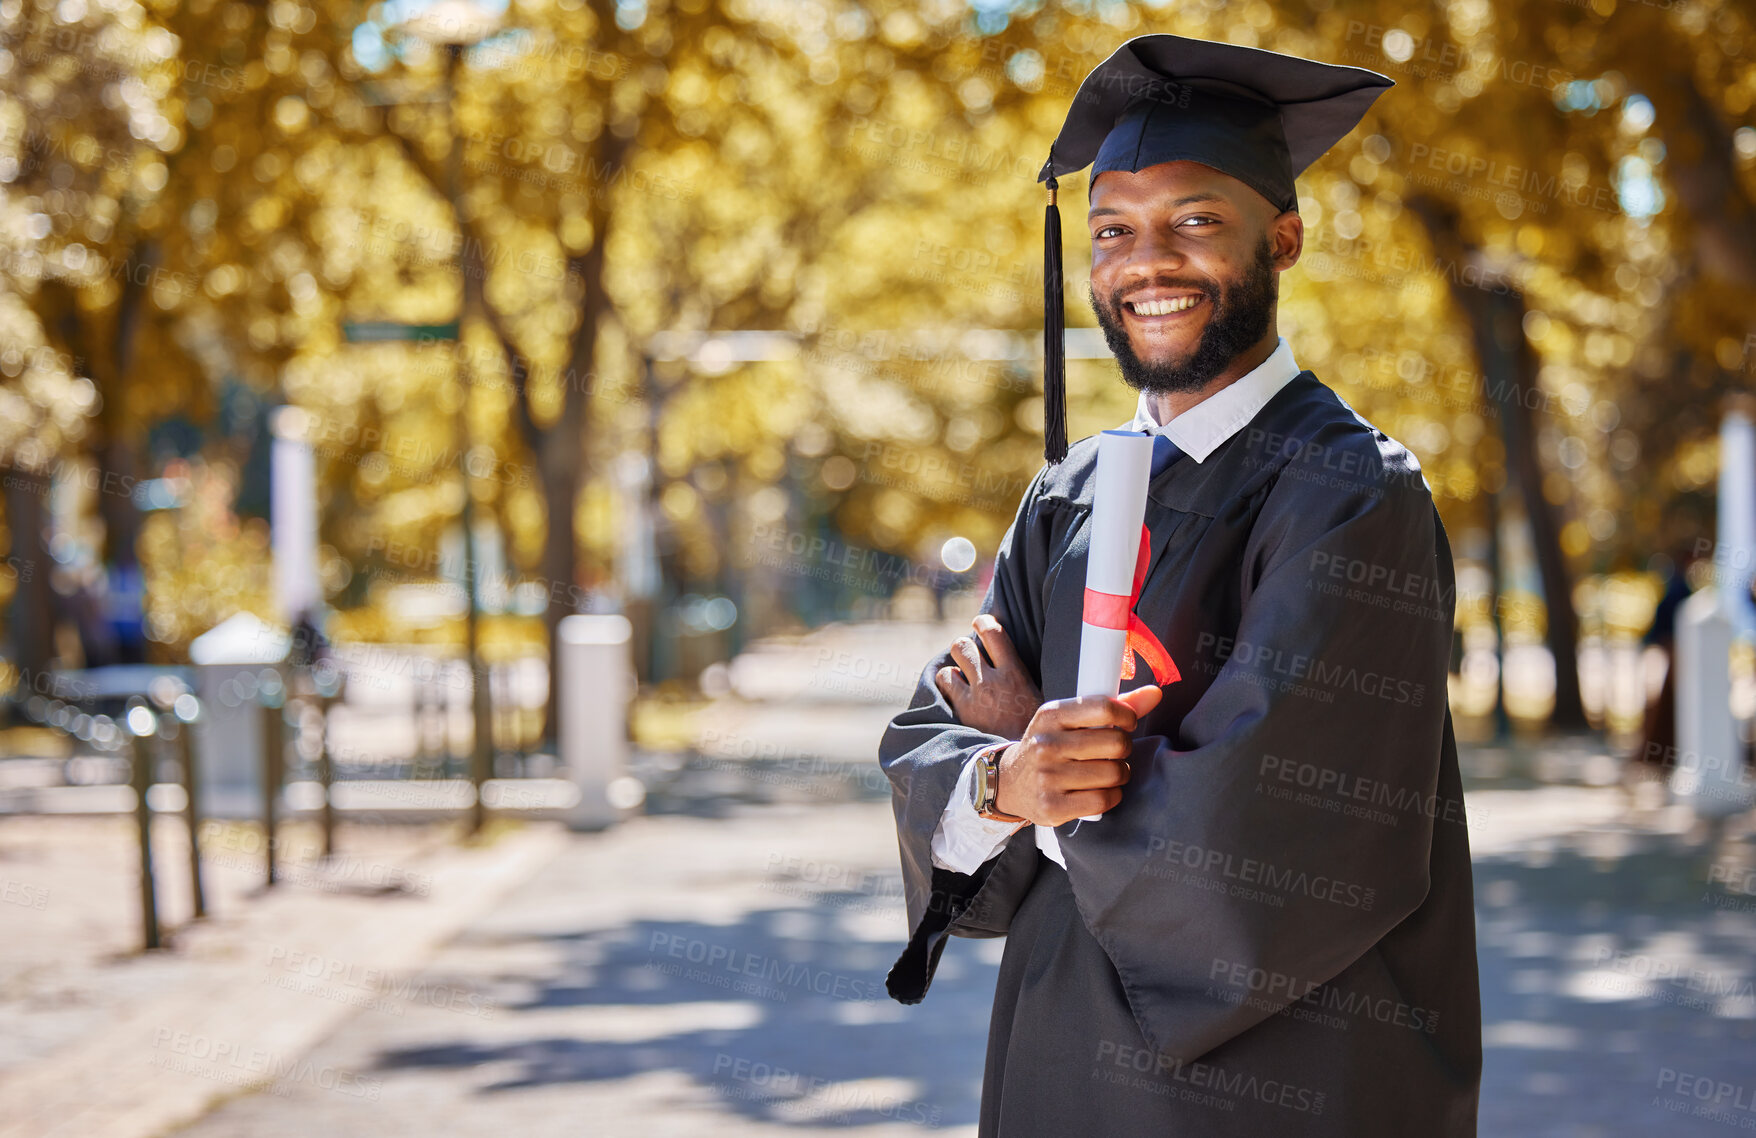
[394,1,503,834]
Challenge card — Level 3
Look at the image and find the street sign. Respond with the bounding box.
[342,321,460,343]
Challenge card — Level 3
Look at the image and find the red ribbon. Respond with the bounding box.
[1081,522,1181,687]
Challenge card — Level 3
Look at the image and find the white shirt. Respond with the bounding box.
[928,337,1303,873]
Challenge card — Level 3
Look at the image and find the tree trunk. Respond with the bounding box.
[381,27,634,745]
[5,466,56,688]
[1484,485,1512,741]
[537,221,617,742]
[39,269,149,665]
[1408,195,1588,731]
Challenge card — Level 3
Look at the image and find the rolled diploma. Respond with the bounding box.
[1073,430,1155,821]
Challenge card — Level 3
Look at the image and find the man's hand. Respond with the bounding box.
[994,686,1163,827]
[935,614,1044,739]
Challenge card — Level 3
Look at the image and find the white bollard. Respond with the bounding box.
[270,407,321,622]
[558,614,636,830]
[189,613,291,819]
[1718,397,1756,637]
[1670,589,1751,816]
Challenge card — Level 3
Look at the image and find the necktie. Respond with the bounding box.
[1148,431,1183,478]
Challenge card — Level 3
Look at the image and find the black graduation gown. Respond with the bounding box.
[879,372,1482,1136]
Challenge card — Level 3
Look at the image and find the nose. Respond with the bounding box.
[1116,223,1187,287]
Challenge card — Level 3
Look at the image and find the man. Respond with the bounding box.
[878,34,1481,1136]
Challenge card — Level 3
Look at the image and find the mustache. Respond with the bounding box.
[1108,277,1220,311]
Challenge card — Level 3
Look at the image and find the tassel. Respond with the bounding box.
[1042,170,1068,465]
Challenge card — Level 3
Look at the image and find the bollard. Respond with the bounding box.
[415,673,434,768]
[469,655,492,834]
[260,685,285,887]
[558,615,635,830]
[172,710,207,919]
[1671,589,1752,816]
[317,690,335,859]
[127,705,161,950]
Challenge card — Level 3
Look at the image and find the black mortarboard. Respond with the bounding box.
[1034,35,1393,463]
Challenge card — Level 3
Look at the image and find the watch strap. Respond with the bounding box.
[973,742,1024,822]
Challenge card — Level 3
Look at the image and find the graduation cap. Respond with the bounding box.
[1034,35,1394,463]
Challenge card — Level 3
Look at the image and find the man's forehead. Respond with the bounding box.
[1088,161,1274,211]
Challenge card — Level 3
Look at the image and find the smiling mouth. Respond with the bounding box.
[1125,295,1204,317]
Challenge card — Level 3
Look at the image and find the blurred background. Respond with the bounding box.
[2,0,1755,1134]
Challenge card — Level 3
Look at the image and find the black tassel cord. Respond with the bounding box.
[1042,172,1068,464]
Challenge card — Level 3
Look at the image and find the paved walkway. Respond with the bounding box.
[0,817,567,1138]
[9,614,1756,1136]
[157,764,1756,1138]
[176,800,964,1137]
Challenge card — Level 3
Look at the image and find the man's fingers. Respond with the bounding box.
[1117,685,1163,717]
[1059,787,1123,820]
[1028,726,1133,762]
[1048,758,1130,791]
[948,636,984,684]
[972,614,1023,672]
[1038,694,1140,731]
[935,665,969,701]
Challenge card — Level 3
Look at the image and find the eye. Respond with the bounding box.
[1179,215,1219,228]
[1094,224,1128,239]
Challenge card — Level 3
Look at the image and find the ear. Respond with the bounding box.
[1269,209,1304,272]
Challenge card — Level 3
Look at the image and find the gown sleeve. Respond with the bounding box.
[880,466,1052,1003]
[1058,427,1455,1063]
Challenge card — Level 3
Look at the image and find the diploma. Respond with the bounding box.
[1073,430,1155,821]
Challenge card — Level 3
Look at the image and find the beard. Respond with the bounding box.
[1089,236,1278,395]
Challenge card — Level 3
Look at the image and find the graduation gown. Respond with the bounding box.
[879,372,1481,1136]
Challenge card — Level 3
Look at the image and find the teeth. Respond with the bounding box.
[1130,296,1200,316]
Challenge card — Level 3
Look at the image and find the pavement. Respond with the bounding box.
[5,615,1756,1136]
[152,770,1756,1138]
[0,816,568,1138]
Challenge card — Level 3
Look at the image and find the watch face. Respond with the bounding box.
[970,761,988,810]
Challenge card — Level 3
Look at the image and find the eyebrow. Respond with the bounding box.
[1089,192,1227,219]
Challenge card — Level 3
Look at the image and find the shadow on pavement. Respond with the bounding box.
[371,885,1000,1129]
[1472,824,1756,1137]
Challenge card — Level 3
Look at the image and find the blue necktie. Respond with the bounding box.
[1148,432,1183,478]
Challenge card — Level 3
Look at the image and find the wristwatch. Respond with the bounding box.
[970,742,1024,822]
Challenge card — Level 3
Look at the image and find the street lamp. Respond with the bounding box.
[392,0,504,834]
